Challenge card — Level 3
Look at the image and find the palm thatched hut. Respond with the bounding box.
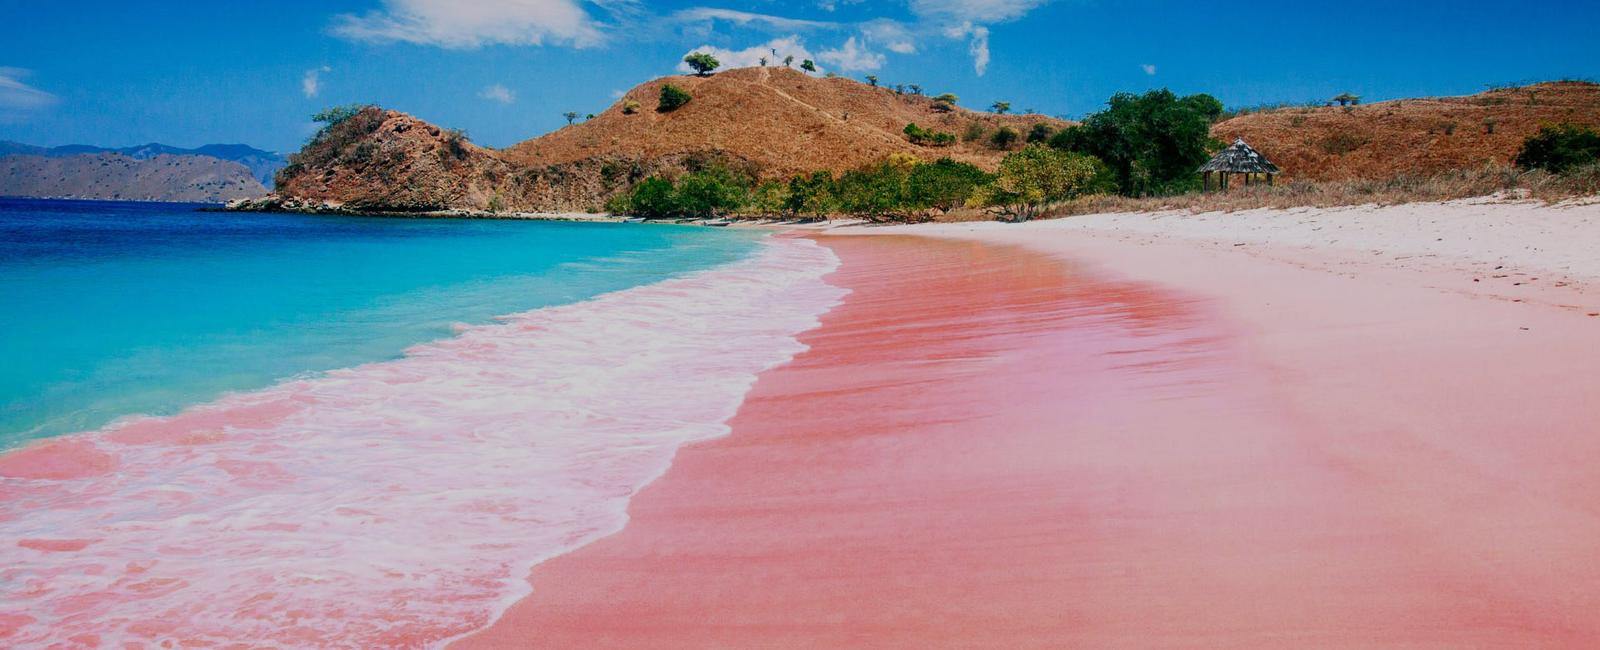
[1199,138,1280,191]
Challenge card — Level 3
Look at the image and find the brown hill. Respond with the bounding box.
[505,66,1069,178]
[266,68,1070,213]
[0,153,267,202]
[1215,81,1600,182]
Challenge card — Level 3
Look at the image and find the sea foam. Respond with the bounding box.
[0,236,845,648]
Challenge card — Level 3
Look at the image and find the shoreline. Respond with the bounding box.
[457,200,1600,646]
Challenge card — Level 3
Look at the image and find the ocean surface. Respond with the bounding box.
[0,198,759,447]
[0,198,846,647]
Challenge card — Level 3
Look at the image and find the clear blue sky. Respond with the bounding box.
[2,0,1596,152]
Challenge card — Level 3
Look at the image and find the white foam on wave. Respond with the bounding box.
[0,236,846,648]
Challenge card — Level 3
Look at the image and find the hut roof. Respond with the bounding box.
[1197,138,1280,174]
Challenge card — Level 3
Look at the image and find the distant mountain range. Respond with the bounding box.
[0,141,286,188]
[0,141,285,203]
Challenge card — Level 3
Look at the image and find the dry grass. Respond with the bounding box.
[1036,163,1600,219]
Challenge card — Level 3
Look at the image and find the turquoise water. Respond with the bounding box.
[0,198,760,447]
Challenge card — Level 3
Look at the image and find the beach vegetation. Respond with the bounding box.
[1049,89,1223,196]
[969,145,1111,221]
[658,84,692,112]
[1515,123,1600,173]
[683,52,721,76]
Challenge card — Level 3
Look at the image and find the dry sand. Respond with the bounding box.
[458,199,1600,647]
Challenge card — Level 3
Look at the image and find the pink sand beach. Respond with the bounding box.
[7,200,1600,647]
[459,203,1600,647]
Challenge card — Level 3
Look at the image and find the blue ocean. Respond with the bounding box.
[0,198,761,447]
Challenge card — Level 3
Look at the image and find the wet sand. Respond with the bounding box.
[457,224,1600,647]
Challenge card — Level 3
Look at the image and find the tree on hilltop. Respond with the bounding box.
[783,55,795,67]
[1332,92,1362,106]
[907,84,923,96]
[684,52,721,76]
[563,111,579,125]
[800,59,817,72]
[866,75,879,87]
[932,93,958,112]
[759,56,768,67]
[991,101,1011,114]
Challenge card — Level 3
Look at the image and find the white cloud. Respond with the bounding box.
[0,67,58,111]
[673,8,837,31]
[1142,63,1157,75]
[944,22,991,75]
[860,19,916,54]
[302,65,331,98]
[916,0,1048,76]
[479,83,516,103]
[678,36,819,74]
[610,88,626,98]
[331,0,606,48]
[818,37,885,72]
[910,0,1050,23]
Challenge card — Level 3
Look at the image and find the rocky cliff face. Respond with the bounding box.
[0,153,267,202]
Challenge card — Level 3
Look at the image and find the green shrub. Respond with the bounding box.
[970,145,1112,221]
[800,59,817,72]
[674,166,750,217]
[1026,123,1056,143]
[905,158,992,214]
[658,84,692,112]
[622,100,641,114]
[963,122,988,142]
[989,126,1020,150]
[618,177,677,217]
[785,171,837,217]
[932,93,958,112]
[1515,124,1600,173]
[903,123,956,146]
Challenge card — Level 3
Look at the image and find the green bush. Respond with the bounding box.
[800,59,817,72]
[658,84,692,112]
[906,158,992,214]
[903,123,956,146]
[963,122,988,142]
[622,100,641,114]
[1515,124,1600,173]
[970,145,1112,221]
[674,166,750,217]
[1049,89,1223,196]
[1026,123,1056,143]
[785,171,837,217]
[989,126,1020,150]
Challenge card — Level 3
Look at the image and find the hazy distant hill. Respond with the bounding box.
[0,141,286,188]
[0,152,268,202]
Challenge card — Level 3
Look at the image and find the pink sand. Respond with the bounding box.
[455,232,1600,648]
